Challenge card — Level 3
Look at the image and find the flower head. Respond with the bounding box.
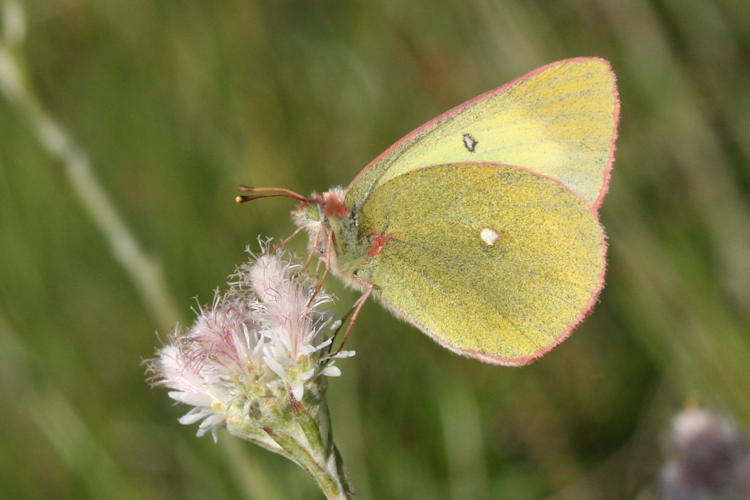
[147,246,353,444]
[661,408,750,500]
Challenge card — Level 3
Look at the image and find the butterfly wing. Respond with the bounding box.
[354,163,606,365]
[346,57,619,211]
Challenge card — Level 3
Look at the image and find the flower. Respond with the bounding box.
[147,246,354,443]
[660,408,750,500]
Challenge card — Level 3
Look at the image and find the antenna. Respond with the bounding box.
[234,185,308,204]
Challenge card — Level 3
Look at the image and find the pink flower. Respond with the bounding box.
[147,247,353,442]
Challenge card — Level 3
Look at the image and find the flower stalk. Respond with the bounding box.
[0,0,179,330]
[147,246,356,499]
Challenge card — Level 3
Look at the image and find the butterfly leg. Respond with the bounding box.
[330,281,374,356]
[307,230,334,306]
[297,227,323,276]
[267,225,305,255]
[313,253,325,276]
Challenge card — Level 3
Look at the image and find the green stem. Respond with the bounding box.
[291,395,357,499]
[263,426,353,500]
[0,17,179,330]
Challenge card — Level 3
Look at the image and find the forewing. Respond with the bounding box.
[355,163,606,365]
[346,58,619,211]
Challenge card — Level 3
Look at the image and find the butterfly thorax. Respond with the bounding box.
[291,187,371,290]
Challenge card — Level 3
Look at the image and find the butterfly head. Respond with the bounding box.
[290,187,350,253]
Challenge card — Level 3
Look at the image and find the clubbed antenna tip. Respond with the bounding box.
[235,185,308,204]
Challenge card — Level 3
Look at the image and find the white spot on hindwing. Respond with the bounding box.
[480,228,500,246]
[462,133,477,152]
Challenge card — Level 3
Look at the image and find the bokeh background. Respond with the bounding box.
[1,1,749,498]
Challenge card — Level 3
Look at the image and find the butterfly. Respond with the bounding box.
[238,57,620,365]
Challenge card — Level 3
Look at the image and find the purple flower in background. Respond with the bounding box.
[661,408,750,500]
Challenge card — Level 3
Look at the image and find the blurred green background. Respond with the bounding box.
[1,1,749,498]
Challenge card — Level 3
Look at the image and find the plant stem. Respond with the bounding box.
[0,3,179,330]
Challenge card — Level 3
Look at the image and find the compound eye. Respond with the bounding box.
[306,203,321,222]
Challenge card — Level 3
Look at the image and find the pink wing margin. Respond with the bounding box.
[347,57,621,213]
